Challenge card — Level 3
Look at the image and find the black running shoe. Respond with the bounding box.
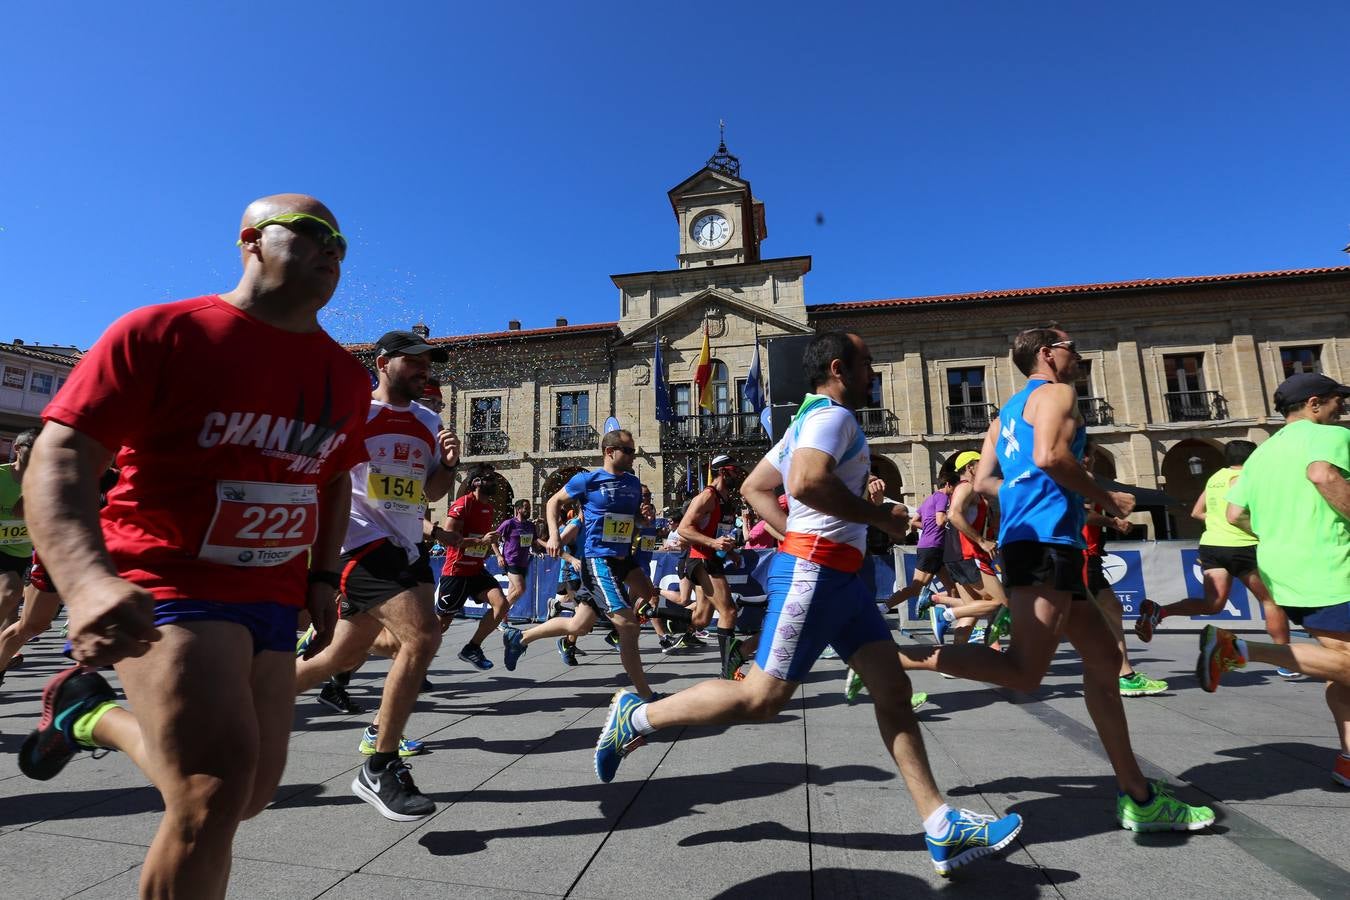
[19,665,116,781]
[317,678,364,714]
[351,759,436,821]
[604,630,621,648]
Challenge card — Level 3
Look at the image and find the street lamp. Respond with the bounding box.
[1187,456,1204,477]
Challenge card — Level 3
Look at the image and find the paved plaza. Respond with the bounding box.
[1,619,1345,899]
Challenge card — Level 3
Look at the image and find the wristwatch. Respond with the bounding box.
[307,569,341,590]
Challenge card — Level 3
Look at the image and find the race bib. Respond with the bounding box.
[0,520,28,546]
[518,533,533,549]
[199,481,318,567]
[463,537,492,558]
[637,534,658,552]
[601,514,635,544]
[366,463,425,516]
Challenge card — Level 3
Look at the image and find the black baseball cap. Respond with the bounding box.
[375,330,448,363]
[1274,372,1350,408]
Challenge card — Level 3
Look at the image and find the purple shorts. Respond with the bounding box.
[153,600,299,654]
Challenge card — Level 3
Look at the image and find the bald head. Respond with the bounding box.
[239,193,339,232]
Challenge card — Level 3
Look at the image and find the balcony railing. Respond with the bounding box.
[1078,397,1114,427]
[551,424,598,453]
[855,407,898,437]
[947,403,998,434]
[466,429,508,456]
[660,412,767,449]
[1164,390,1228,422]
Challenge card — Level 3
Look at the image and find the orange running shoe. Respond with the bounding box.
[1196,626,1246,692]
[1333,754,1350,788]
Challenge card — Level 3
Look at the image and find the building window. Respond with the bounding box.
[1163,354,1205,393]
[947,367,985,406]
[29,372,53,395]
[698,360,731,416]
[1073,360,1093,398]
[467,396,506,455]
[734,378,761,436]
[2,366,25,390]
[553,391,594,452]
[556,391,589,428]
[1280,345,1322,378]
[867,373,883,408]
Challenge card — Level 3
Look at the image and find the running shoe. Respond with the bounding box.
[1118,672,1168,697]
[930,607,951,644]
[1197,625,1245,692]
[351,759,435,821]
[594,689,647,783]
[1117,781,1215,832]
[572,645,589,657]
[682,633,706,648]
[915,591,936,617]
[1275,667,1300,679]
[722,636,745,680]
[548,597,565,619]
[658,635,675,651]
[19,665,116,781]
[819,645,839,660]
[458,644,494,670]
[925,808,1023,876]
[663,633,690,654]
[358,728,426,758]
[502,627,526,671]
[1134,599,1163,643]
[969,627,987,645]
[844,667,865,704]
[295,624,316,657]
[604,630,621,649]
[317,678,364,714]
[911,692,929,712]
[557,638,578,666]
[986,607,1012,645]
[1333,754,1350,788]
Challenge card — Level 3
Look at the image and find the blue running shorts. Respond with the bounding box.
[754,551,891,682]
[153,600,300,654]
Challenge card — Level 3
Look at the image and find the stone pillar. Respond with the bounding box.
[1114,341,1148,426]
[899,350,927,434]
[1229,331,1267,419]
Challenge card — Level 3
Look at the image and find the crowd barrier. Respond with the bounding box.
[893,541,1271,634]
[432,548,899,624]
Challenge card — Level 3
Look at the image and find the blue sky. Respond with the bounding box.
[2,3,1347,348]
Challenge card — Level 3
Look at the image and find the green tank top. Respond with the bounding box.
[1199,467,1256,547]
[0,464,31,559]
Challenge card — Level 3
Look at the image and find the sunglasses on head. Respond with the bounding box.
[1048,339,1078,355]
[238,212,348,261]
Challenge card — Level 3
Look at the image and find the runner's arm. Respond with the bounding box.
[424,429,460,502]
[788,447,908,538]
[947,481,986,547]
[740,457,786,534]
[544,486,571,555]
[972,419,1002,498]
[676,489,723,551]
[1029,382,1132,517]
[1190,490,1207,522]
[1308,461,1350,520]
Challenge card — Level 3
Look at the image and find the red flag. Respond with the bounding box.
[693,322,714,412]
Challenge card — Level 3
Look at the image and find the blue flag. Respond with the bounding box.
[654,336,674,423]
[742,347,765,414]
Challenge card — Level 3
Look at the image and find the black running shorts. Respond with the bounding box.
[945,558,984,586]
[1001,541,1089,600]
[435,572,501,617]
[338,539,434,618]
[1196,544,1259,580]
[1083,554,1110,595]
[914,547,944,575]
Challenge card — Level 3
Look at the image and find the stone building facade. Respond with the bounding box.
[0,341,81,459]
[349,145,1350,539]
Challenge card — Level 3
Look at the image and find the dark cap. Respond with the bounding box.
[1274,372,1350,409]
[375,330,448,363]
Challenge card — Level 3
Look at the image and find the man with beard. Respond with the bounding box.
[293,330,460,820]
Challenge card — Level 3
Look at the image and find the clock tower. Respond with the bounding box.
[669,134,766,268]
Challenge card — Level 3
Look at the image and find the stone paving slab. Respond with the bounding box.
[0,620,1345,898]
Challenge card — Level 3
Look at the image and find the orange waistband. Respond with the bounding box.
[779,531,864,573]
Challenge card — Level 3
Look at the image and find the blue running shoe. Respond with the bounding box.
[594,689,647,783]
[502,627,526,671]
[1276,667,1300,679]
[915,584,936,617]
[926,808,1023,876]
[359,727,426,758]
[556,638,578,666]
[930,607,951,644]
[295,625,316,658]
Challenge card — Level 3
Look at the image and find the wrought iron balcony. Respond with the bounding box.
[947,403,998,434]
[1164,391,1228,422]
[660,412,768,449]
[855,407,898,437]
[465,429,508,456]
[550,424,598,453]
[1078,397,1114,427]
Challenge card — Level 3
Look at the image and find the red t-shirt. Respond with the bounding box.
[43,295,371,608]
[1082,504,1105,558]
[441,493,497,576]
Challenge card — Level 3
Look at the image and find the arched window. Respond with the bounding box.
[699,360,731,416]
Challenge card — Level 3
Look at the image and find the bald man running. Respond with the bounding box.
[18,194,371,899]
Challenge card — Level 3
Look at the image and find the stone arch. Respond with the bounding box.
[870,454,904,502]
[1085,444,1117,480]
[541,466,586,508]
[1160,438,1224,539]
[455,468,514,524]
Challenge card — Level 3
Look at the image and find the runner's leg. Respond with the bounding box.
[294,614,384,693]
[367,586,441,754]
[0,585,62,671]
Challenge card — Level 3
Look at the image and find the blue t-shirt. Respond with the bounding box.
[564,468,643,558]
[996,379,1087,547]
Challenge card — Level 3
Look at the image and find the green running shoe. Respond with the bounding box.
[359,727,425,758]
[844,667,864,703]
[1117,781,1214,832]
[910,691,929,712]
[1119,672,1168,697]
[986,607,1012,645]
[295,625,316,657]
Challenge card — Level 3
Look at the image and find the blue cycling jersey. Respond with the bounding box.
[996,379,1087,548]
[563,469,642,559]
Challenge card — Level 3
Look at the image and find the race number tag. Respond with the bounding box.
[199,481,318,567]
[366,463,425,516]
[601,514,635,544]
[518,533,533,549]
[637,533,658,552]
[463,536,492,558]
[0,520,28,546]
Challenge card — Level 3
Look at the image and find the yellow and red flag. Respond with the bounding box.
[693,322,714,412]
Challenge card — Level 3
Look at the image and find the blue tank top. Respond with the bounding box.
[996,379,1087,548]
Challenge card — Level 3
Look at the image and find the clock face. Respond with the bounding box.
[692,212,732,250]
